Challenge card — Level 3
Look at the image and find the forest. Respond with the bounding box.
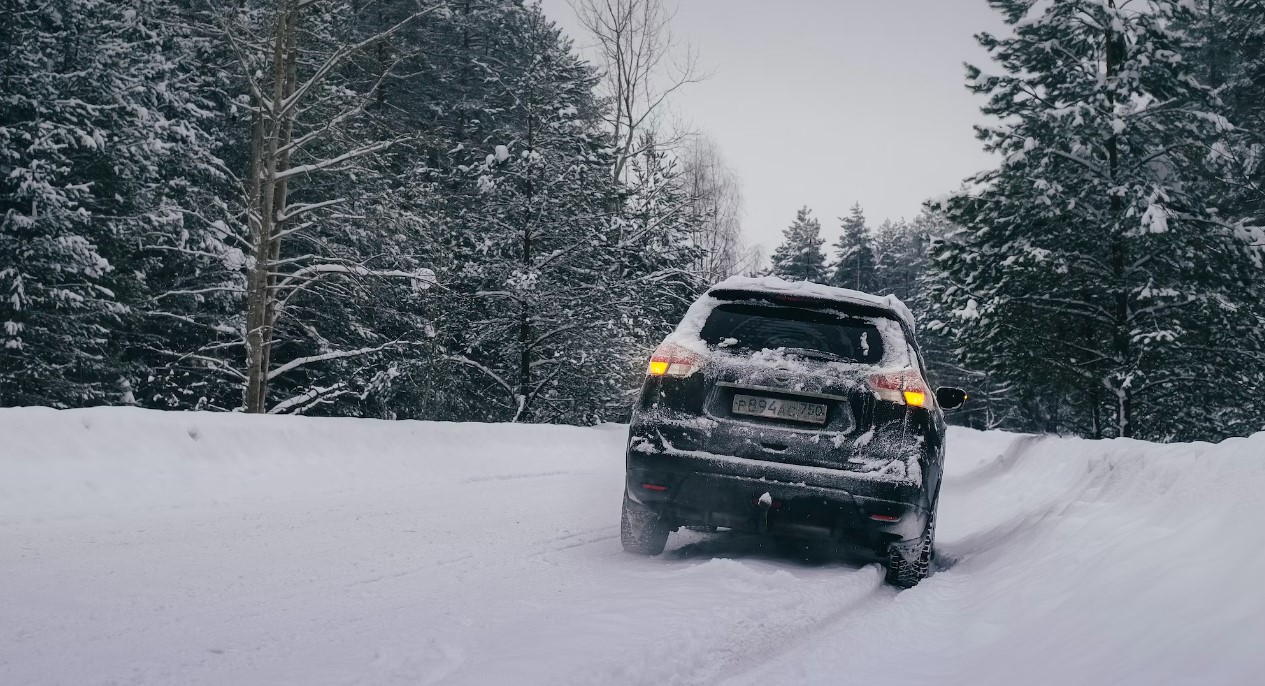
[3,0,1263,442]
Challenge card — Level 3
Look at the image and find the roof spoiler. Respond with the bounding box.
[708,288,899,321]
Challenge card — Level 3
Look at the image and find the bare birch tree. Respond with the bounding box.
[678,134,748,283]
[568,0,705,182]
[214,1,442,413]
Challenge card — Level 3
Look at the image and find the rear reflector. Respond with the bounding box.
[869,513,901,522]
[641,483,669,492]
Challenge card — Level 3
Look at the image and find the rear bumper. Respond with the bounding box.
[627,448,931,547]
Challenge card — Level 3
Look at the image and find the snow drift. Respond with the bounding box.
[1,407,1262,685]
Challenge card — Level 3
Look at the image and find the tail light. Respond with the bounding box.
[647,342,702,378]
[867,369,930,407]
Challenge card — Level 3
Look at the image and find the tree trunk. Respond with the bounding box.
[514,85,537,421]
[244,0,297,413]
[259,4,299,407]
[242,89,266,411]
[1090,385,1103,439]
[1105,1,1134,437]
[1117,387,1133,439]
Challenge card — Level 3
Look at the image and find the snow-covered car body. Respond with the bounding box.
[623,276,964,584]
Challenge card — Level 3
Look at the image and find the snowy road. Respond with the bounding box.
[2,408,1263,685]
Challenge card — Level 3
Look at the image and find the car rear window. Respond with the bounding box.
[699,303,890,364]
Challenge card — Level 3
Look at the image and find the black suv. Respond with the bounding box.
[622,277,966,587]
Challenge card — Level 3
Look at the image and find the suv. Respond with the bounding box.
[621,276,966,587]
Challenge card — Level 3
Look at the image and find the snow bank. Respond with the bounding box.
[743,428,1265,685]
[1,407,1263,685]
[0,406,614,523]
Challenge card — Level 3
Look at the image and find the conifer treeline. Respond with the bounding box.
[770,0,1265,442]
[1,0,739,422]
[7,0,1262,439]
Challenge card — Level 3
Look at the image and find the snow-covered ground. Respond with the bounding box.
[2,407,1262,686]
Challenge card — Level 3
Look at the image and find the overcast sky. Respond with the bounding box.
[537,0,1007,256]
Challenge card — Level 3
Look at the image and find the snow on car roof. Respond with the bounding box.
[706,275,916,331]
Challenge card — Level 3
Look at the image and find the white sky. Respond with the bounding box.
[537,0,1006,256]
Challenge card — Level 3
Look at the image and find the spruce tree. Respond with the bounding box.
[1,0,228,408]
[1191,0,1265,254]
[436,4,668,423]
[929,0,1264,440]
[872,219,919,301]
[830,202,878,292]
[769,206,828,283]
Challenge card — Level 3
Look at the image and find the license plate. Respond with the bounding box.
[731,394,828,425]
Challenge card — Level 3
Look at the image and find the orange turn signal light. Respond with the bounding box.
[646,342,700,378]
[902,390,927,407]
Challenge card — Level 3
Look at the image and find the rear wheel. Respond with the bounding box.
[621,495,670,555]
[885,512,935,588]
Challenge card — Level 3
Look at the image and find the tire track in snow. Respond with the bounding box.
[701,564,896,685]
[13,410,1262,686]
[556,532,898,686]
[680,432,1057,685]
[564,436,1054,685]
[460,470,591,484]
[941,433,1043,491]
[716,431,1168,686]
[527,525,621,561]
[934,433,1050,570]
[935,432,1119,570]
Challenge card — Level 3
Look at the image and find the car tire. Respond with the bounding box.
[621,494,670,555]
[885,511,935,588]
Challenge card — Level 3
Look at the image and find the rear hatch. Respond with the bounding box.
[636,293,927,480]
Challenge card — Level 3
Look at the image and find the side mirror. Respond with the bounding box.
[935,387,968,410]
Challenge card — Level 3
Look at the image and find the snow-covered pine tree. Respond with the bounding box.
[611,134,708,413]
[829,202,878,292]
[1173,0,1265,438]
[872,218,918,301]
[117,0,249,413]
[1191,0,1265,240]
[436,3,635,423]
[1,0,229,408]
[930,0,1264,441]
[271,0,704,425]
[769,206,827,283]
[1,0,115,406]
[878,210,1021,431]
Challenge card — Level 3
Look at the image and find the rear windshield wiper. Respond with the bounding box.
[780,347,850,363]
